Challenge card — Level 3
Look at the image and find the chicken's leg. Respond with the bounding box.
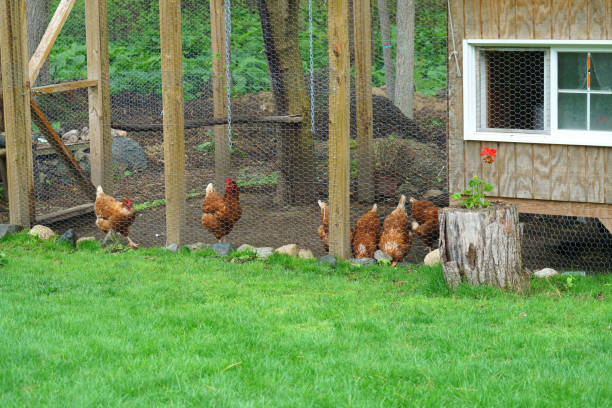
[126,236,139,249]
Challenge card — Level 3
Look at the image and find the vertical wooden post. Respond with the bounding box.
[0,0,34,226]
[353,0,374,203]
[85,0,111,191]
[328,0,351,259]
[159,0,186,246]
[210,0,231,189]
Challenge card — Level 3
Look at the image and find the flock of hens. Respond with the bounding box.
[93,177,439,265]
[318,195,439,266]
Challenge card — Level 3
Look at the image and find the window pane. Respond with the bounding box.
[590,94,612,130]
[558,93,587,130]
[558,52,587,90]
[591,53,612,91]
[484,50,545,130]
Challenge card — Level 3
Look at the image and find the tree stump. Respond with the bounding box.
[439,203,529,293]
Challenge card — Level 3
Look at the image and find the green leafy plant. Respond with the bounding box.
[236,166,279,188]
[451,147,496,209]
[196,141,215,153]
[565,275,576,290]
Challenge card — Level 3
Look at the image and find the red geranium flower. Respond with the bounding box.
[480,147,496,164]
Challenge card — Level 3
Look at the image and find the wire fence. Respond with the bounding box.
[1,0,609,272]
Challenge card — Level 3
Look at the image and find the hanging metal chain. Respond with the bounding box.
[224,0,233,149]
[309,0,315,135]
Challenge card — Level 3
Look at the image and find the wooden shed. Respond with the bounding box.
[447,0,611,232]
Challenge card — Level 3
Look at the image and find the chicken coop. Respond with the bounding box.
[0,0,609,270]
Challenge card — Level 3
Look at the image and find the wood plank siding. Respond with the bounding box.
[448,0,612,210]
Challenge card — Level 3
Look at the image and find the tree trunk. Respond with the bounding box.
[376,0,394,102]
[27,0,49,86]
[439,203,530,293]
[258,0,315,205]
[394,0,414,119]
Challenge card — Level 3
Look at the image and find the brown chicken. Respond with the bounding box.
[94,185,138,248]
[379,195,412,266]
[201,178,242,242]
[409,197,440,252]
[352,204,381,258]
[318,200,354,252]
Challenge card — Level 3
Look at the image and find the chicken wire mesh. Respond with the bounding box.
[2,0,609,272]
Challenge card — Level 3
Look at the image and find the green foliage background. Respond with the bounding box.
[49,0,446,100]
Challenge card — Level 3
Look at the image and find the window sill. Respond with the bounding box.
[465,131,612,147]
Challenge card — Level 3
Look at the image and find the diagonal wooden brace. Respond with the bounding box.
[30,99,97,201]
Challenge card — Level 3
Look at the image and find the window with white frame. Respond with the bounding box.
[463,40,612,147]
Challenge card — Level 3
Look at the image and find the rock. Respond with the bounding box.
[533,268,559,278]
[561,271,587,277]
[255,247,274,258]
[374,250,393,262]
[111,128,127,138]
[62,129,79,142]
[58,229,77,246]
[165,243,178,253]
[349,258,376,266]
[211,242,235,256]
[237,244,256,252]
[76,236,96,245]
[424,248,440,266]
[275,244,298,257]
[0,224,22,239]
[317,254,337,266]
[112,137,148,172]
[185,242,206,251]
[298,248,315,259]
[29,225,56,240]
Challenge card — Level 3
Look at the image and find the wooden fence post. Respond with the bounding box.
[353,0,374,203]
[0,0,35,226]
[85,0,112,191]
[210,0,231,190]
[328,0,351,259]
[159,0,186,246]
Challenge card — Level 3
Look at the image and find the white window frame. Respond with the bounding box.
[463,39,612,147]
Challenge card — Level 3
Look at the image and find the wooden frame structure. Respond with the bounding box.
[447,0,611,233]
[0,0,111,227]
[1,0,369,256]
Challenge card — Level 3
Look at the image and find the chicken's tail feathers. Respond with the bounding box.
[96,185,104,198]
[409,196,415,203]
[397,195,406,210]
[206,183,215,195]
[411,220,419,231]
[318,200,327,208]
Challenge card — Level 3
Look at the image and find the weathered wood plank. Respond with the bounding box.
[483,142,499,196]
[606,0,612,39]
[85,0,112,191]
[0,0,35,226]
[480,0,498,37]
[463,141,482,189]
[497,142,516,197]
[36,203,94,224]
[328,0,351,259]
[586,146,605,203]
[210,0,231,190]
[31,79,98,95]
[159,0,186,246]
[30,100,97,200]
[29,0,78,85]
[447,0,465,193]
[606,146,612,203]
[569,0,588,39]
[515,0,534,38]
[463,0,481,38]
[568,146,588,201]
[533,0,552,39]
[590,0,607,39]
[532,144,552,199]
[353,0,374,203]
[499,0,517,39]
[552,0,570,39]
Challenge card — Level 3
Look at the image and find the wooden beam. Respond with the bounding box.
[36,203,94,224]
[111,115,302,132]
[30,99,97,201]
[159,0,186,246]
[0,0,35,226]
[353,0,374,203]
[31,79,98,95]
[210,0,231,190]
[328,0,351,259]
[28,0,78,85]
[85,0,112,191]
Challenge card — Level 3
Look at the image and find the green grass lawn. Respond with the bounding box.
[0,233,610,407]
